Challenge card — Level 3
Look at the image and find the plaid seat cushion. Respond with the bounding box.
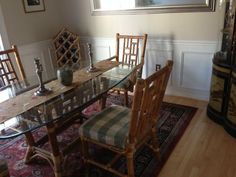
[0,159,9,177]
[79,105,131,149]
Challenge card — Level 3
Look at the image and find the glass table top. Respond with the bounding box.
[0,61,134,139]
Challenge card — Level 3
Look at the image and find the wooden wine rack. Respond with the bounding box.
[53,28,80,67]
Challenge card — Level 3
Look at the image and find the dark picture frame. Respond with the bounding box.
[23,0,45,13]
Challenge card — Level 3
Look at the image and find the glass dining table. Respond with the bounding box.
[0,58,135,177]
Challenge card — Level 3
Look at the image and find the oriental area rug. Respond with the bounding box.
[0,94,197,177]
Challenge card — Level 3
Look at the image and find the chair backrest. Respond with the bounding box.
[128,60,173,145]
[0,45,26,87]
[116,33,147,67]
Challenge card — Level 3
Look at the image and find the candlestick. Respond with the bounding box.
[34,58,52,96]
[87,43,99,72]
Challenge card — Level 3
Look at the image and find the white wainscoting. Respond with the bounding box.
[17,40,56,81]
[80,37,218,100]
[17,37,218,101]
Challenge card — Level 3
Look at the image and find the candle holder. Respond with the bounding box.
[87,43,99,73]
[34,58,52,96]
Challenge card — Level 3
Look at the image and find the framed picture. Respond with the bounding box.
[23,0,45,13]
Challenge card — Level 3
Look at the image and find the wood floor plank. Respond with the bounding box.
[158,95,236,177]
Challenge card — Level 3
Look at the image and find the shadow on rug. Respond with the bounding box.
[0,94,197,177]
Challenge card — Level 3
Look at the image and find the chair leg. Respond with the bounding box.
[126,152,135,177]
[0,159,10,177]
[124,90,129,107]
[81,138,89,176]
[151,127,160,157]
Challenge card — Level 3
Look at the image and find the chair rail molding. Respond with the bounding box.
[80,36,218,100]
[17,37,218,101]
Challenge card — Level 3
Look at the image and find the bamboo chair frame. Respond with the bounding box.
[80,60,173,177]
[111,33,148,106]
[0,45,26,87]
[0,45,25,176]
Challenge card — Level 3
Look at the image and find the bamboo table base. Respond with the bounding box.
[24,124,62,177]
[22,98,107,177]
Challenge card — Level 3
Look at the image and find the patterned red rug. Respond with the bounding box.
[0,94,197,177]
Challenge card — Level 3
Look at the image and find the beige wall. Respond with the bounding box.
[0,0,225,46]
[0,0,63,46]
[60,0,224,41]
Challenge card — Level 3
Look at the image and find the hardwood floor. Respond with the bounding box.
[158,95,236,177]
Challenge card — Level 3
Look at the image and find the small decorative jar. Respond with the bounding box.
[57,66,73,86]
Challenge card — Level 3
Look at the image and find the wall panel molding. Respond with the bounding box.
[16,37,218,101]
[80,36,217,100]
[17,40,55,81]
[180,51,213,90]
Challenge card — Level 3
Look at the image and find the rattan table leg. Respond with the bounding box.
[46,122,63,177]
[23,123,64,177]
[24,131,36,163]
[99,94,107,110]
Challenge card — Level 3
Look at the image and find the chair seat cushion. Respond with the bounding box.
[79,105,131,149]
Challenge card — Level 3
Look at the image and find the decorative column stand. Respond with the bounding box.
[34,58,52,96]
[87,43,99,73]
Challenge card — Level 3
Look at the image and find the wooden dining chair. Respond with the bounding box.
[0,45,26,87]
[0,45,25,176]
[111,33,148,106]
[79,60,173,177]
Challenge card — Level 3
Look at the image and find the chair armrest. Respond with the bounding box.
[105,55,118,61]
[134,63,143,72]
